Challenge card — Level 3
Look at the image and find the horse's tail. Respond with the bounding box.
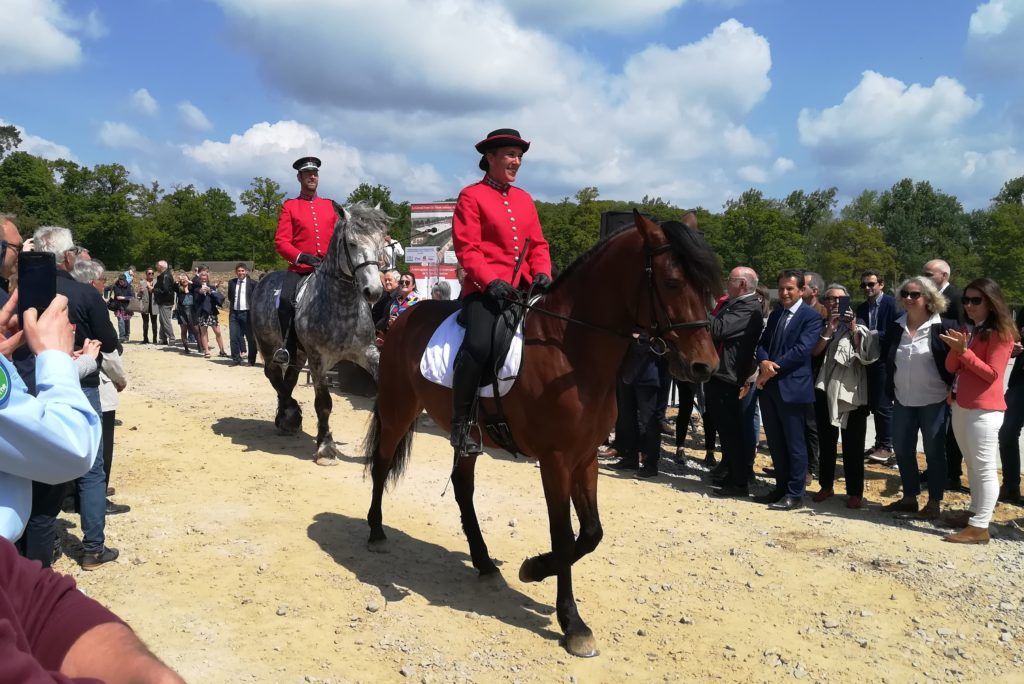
[363,401,415,488]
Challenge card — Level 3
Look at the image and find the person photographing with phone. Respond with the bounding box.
[810,284,879,510]
[18,226,120,570]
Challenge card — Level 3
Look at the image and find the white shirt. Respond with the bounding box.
[893,313,948,407]
[234,277,249,311]
[382,239,405,271]
[0,352,101,540]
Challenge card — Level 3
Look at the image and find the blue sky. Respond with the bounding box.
[1,0,1022,211]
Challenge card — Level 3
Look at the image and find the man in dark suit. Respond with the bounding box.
[922,258,967,490]
[708,266,765,497]
[753,270,824,509]
[227,263,257,366]
[856,269,898,464]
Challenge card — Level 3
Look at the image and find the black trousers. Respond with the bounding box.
[617,382,661,465]
[277,271,304,355]
[814,390,868,497]
[675,382,714,453]
[140,313,158,342]
[945,424,964,481]
[705,379,751,486]
[16,481,67,567]
[102,410,115,486]
[452,293,504,420]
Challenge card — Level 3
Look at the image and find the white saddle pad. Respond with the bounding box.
[419,309,525,398]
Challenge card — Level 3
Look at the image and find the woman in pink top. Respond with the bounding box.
[940,278,1018,544]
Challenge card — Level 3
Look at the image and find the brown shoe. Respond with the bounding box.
[940,510,974,529]
[943,526,990,544]
[882,497,918,513]
[914,500,941,520]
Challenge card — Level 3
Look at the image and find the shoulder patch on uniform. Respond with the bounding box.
[0,363,11,409]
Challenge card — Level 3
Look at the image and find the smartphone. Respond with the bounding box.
[17,252,57,320]
[837,295,851,317]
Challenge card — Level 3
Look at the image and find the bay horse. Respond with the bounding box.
[251,201,387,465]
[362,210,721,656]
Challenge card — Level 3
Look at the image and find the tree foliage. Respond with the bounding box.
[0,146,1020,301]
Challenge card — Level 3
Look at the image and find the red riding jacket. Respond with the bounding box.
[275,194,338,274]
[452,176,551,297]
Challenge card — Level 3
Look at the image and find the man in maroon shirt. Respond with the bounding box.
[449,129,552,457]
[272,156,338,365]
[0,537,184,683]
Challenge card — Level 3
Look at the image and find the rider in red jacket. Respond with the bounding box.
[449,129,552,456]
[272,156,338,365]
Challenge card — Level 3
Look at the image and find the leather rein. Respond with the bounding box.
[508,242,712,355]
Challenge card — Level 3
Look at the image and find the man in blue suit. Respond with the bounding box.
[855,269,898,464]
[754,270,824,510]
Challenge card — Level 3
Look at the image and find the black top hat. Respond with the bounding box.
[474,129,530,154]
[292,156,322,172]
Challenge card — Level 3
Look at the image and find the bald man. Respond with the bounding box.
[922,258,967,492]
[922,259,963,325]
[708,266,766,497]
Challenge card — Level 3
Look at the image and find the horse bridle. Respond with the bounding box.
[641,243,712,355]
[511,242,712,354]
[319,220,379,284]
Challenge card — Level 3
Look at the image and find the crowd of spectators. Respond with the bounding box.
[603,257,1023,544]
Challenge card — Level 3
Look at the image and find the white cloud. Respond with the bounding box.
[130,88,159,116]
[213,0,586,112]
[178,101,213,131]
[97,122,148,150]
[507,0,687,30]
[969,0,1019,35]
[0,119,75,160]
[796,70,1024,207]
[0,0,84,73]
[967,0,1024,78]
[80,8,107,39]
[182,120,445,201]
[798,71,981,149]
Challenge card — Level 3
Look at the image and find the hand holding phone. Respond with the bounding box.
[22,294,74,356]
[16,252,57,321]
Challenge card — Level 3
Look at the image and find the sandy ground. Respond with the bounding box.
[48,329,1024,683]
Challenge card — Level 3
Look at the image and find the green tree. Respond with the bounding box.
[993,176,1024,207]
[979,203,1024,302]
[873,179,968,278]
[239,177,286,269]
[0,125,20,160]
[816,220,898,291]
[707,189,803,280]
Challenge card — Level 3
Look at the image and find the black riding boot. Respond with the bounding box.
[450,349,482,457]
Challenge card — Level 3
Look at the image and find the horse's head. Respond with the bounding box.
[326,200,387,304]
[632,209,721,383]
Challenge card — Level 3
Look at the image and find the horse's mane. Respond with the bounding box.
[335,200,393,235]
[548,218,723,300]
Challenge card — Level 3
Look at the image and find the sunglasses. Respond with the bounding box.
[899,290,923,300]
[860,281,879,289]
[399,279,412,285]
[963,296,985,306]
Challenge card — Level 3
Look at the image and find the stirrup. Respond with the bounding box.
[450,420,482,458]
[272,348,290,366]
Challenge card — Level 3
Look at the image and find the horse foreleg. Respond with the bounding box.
[570,457,603,562]
[520,457,599,658]
[312,376,339,466]
[265,361,302,435]
[451,455,499,577]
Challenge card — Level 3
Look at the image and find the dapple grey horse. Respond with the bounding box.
[251,201,388,465]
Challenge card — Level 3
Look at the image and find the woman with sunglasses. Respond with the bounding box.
[811,284,879,509]
[881,277,957,519]
[940,278,1018,543]
[387,273,420,326]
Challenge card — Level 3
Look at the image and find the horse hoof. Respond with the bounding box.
[518,557,540,583]
[315,457,339,467]
[564,631,600,658]
[367,538,390,554]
